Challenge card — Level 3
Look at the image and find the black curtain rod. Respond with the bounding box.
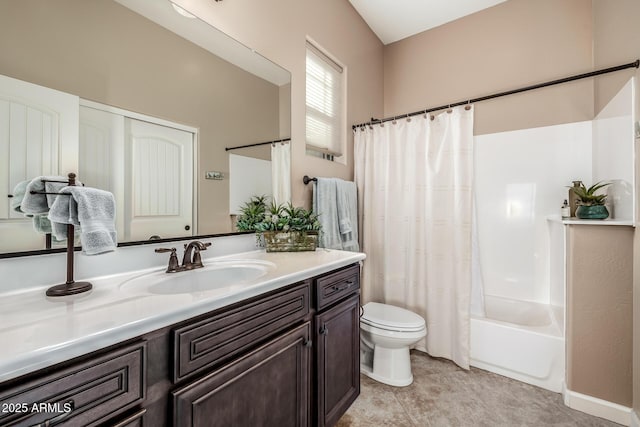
[225,137,291,152]
[352,59,640,129]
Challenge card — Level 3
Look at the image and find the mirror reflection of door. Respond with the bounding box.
[80,105,195,242]
[126,118,193,241]
[0,74,79,252]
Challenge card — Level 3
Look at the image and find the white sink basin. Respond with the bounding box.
[119,260,275,295]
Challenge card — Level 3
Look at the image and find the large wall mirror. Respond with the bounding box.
[0,0,291,255]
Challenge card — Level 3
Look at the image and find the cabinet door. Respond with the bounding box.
[173,322,311,427]
[315,294,360,427]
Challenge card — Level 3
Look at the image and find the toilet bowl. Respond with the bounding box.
[360,302,427,387]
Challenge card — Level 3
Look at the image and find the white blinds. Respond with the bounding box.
[305,43,344,157]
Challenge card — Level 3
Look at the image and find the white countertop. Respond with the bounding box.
[0,249,365,383]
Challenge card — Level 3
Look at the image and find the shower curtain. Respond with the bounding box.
[271,142,291,206]
[354,106,474,369]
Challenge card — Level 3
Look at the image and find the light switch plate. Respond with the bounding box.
[205,171,224,180]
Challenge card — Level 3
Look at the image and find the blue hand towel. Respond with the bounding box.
[313,177,359,251]
[336,179,359,252]
[21,176,75,215]
[313,178,342,250]
[48,186,117,255]
[10,180,30,215]
[12,180,63,239]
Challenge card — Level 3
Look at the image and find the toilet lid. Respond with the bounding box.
[361,302,426,332]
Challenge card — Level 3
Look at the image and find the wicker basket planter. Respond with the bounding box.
[262,231,318,252]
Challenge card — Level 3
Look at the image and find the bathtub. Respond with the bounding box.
[470,295,565,392]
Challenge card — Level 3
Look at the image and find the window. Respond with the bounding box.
[305,41,345,160]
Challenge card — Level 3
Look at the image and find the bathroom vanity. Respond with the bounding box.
[0,250,364,426]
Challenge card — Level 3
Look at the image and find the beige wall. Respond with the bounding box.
[0,0,280,236]
[592,0,640,416]
[383,0,593,136]
[174,0,384,208]
[566,225,633,407]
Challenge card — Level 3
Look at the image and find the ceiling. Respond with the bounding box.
[349,0,509,45]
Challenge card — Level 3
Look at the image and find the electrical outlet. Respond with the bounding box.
[205,171,224,180]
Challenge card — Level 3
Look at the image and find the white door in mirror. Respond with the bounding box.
[0,74,79,252]
[125,118,194,241]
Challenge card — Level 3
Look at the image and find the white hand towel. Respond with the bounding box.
[48,186,117,255]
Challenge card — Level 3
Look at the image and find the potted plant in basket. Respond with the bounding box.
[235,195,268,232]
[236,196,321,252]
[572,181,611,219]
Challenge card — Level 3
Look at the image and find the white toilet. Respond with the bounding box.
[360,302,427,387]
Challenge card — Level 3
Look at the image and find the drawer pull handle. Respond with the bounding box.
[39,399,75,426]
[319,325,328,335]
[303,339,313,347]
[331,280,354,292]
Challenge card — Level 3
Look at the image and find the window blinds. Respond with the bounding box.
[305,42,344,157]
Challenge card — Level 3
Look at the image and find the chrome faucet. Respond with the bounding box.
[155,240,211,273]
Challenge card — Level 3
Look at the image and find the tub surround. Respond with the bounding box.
[0,247,365,383]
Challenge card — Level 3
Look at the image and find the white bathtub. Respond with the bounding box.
[470,295,565,392]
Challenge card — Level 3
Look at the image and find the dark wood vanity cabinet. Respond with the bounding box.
[167,263,361,427]
[0,263,361,427]
[313,265,361,427]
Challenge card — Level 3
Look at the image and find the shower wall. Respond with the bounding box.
[474,122,592,303]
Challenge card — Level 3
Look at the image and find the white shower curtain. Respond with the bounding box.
[271,142,291,206]
[354,106,474,369]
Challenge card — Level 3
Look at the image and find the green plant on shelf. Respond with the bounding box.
[571,181,611,206]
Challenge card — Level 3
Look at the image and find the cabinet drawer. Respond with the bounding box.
[173,322,311,427]
[315,264,360,310]
[173,281,310,383]
[0,342,146,427]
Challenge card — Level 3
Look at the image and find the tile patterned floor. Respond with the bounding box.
[337,351,621,427]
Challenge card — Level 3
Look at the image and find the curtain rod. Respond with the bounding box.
[352,59,640,129]
[225,137,290,152]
